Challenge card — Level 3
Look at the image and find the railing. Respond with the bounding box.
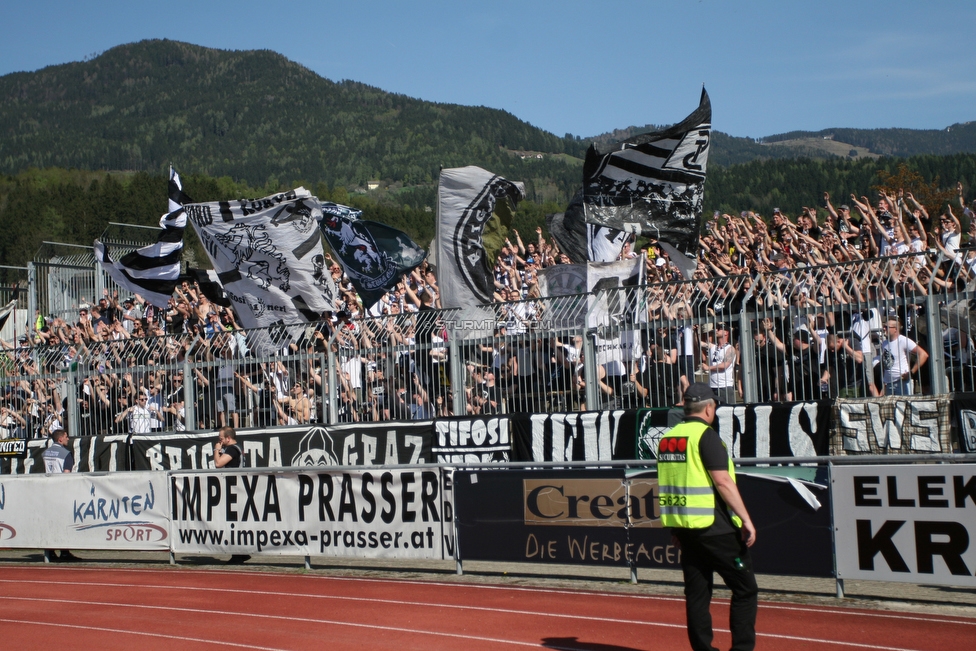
[3,250,973,438]
[2,455,974,596]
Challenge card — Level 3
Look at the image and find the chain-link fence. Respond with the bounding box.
[3,250,972,438]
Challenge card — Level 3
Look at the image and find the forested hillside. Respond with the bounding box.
[3,154,974,275]
[0,40,586,203]
[704,153,976,217]
[6,39,974,205]
[2,39,976,278]
[763,124,976,157]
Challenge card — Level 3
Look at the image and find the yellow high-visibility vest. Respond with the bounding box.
[657,419,742,529]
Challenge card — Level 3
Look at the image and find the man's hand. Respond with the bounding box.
[709,469,756,547]
[740,518,757,547]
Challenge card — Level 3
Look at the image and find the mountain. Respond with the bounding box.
[0,40,586,202]
[588,123,976,167]
[2,39,974,216]
[762,124,976,157]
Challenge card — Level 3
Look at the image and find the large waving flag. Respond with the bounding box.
[582,89,711,269]
[319,202,426,310]
[0,300,16,334]
[436,166,525,310]
[548,192,627,263]
[94,167,190,307]
[183,187,340,337]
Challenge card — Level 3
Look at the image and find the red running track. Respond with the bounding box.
[0,566,972,650]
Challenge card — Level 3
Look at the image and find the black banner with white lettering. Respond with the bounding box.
[1,435,129,474]
[638,402,831,460]
[130,421,433,471]
[0,437,27,458]
[510,411,637,462]
[432,416,511,463]
[455,468,832,575]
[949,393,976,453]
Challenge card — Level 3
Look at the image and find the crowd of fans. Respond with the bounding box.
[2,183,975,439]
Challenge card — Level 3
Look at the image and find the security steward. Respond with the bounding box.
[658,383,758,651]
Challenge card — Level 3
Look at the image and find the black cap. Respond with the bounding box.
[684,382,717,404]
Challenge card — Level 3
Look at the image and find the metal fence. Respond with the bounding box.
[3,250,975,438]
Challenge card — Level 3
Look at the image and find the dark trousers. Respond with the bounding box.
[675,530,758,651]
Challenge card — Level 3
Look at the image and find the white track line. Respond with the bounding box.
[0,618,293,651]
[0,592,675,630]
[28,564,976,624]
[0,600,568,649]
[755,602,976,627]
[3,572,974,627]
[0,593,945,651]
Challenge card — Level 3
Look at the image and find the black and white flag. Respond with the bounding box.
[187,268,232,308]
[320,202,426,310]
[547,192,626,264]
[95,167,190,308]
[0,299,16,335]
[587,256,646,368]
[582,89,711,261]
[437,166,525,310]
[183,187,338,351]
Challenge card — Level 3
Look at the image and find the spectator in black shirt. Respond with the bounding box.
[824,334,864,398]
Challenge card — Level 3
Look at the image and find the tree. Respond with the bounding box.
[874,163,956,216]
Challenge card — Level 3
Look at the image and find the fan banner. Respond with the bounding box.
[319,201,426,309]
[582,89,711,260]
[436,166,525,310]
[130,421,433,471]
[183,188,338,352]
[95,167,190,308]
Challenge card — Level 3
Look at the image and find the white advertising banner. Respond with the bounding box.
[170,468,455,560]
[832,464,976,587]
[0,471,170,550]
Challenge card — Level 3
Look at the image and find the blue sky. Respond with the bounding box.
[3,0,974,140]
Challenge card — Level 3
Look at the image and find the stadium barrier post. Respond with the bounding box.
[828,460,845,599]
[449,336,466,419]
[27,262,37,325]
[738,313,758,404]
[182,359,196,428]
[327,341,339,425]
[925,293,948,395]
[66,364,80,438]
[318,352,328,424]
[583,330,598,411]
